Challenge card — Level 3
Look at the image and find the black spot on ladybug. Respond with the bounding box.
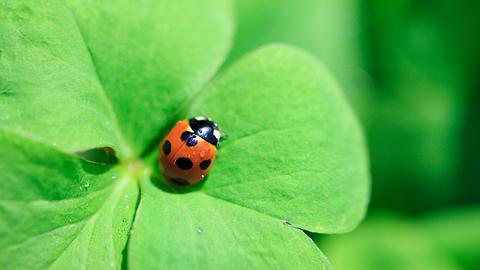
[171,178,190,186]
[176,157,193,170]
[199,159,211,170]
[181,131,192,141]
[186,136,198,147]
[162,140,171,155]
[181,131,198,147]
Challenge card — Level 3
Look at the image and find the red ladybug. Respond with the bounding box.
[159,116,222,186]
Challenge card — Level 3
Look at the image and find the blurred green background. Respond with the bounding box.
[226,0,480,269]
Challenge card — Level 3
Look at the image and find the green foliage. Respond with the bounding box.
[129,176,331,270]
[317,208,480,270]
[0,1,125,154]
[188,45,369,233]
[365,0,469,212]
[226,0,373,121]
[227,0,480,269]
[64,0,234,157]
[0,129,138,270]
[0,0,233,158]
[128,45,369,269]
[422,207,480,270]
[0,1,369,269]
[228,0,480,215]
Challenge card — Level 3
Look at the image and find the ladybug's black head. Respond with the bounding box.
[189,116,221,146]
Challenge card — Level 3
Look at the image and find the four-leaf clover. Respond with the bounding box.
[0,0,369,269]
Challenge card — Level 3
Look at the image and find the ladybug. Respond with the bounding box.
[159,116,222,186]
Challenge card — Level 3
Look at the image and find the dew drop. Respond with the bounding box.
[196,227,203,234]
[201,175,205,179]
[83,182,90,191]
[111,175,117,179]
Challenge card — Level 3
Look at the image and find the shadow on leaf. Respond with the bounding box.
[150,173,207,194]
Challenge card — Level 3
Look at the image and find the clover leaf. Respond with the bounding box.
[0,130,138,269]
[0,1,369,269]
[226,0,374,122]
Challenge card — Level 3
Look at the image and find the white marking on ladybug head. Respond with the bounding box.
[213,129,221,140]
[194,116,207,121]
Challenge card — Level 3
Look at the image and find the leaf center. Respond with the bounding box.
[121,159,151,182]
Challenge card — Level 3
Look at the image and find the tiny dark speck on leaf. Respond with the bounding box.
[282,220,292,226]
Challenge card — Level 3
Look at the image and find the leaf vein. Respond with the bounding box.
[65,6,132,157]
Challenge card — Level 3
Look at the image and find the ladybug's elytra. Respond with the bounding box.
[159,116,222,186]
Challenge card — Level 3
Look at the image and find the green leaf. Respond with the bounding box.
[226,0,373,121]
[0,129,138,270]
[1,1,369,268]
[128,45,368,269]
[65,0,234,156]
[129,176,331,270]
[0,1,126,155]
[189,44,369,233]
[0,0,233,158]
